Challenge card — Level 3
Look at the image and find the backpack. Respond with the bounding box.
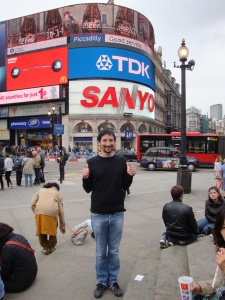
[64,152,69,162]
[14,158,22,169]
[0,158,4,169]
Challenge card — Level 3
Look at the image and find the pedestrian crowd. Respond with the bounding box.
[0,146,46,189]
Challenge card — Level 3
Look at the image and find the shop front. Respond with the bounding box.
[9,117,53,149]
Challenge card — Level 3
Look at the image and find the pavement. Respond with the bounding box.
[0,161,218,300]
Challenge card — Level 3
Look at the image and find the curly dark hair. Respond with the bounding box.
[43,182,60,191]
[213,206,225,249]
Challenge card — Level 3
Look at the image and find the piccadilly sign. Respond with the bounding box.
[68,47,155,90]
[69,80,155,120]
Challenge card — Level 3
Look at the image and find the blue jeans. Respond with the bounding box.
[162,232,197,245]
[197,218,214,233]
[91,212,124,287]
[34,168,40,184]
[24,174,33,187]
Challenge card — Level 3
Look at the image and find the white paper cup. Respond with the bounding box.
[178,276,193,300]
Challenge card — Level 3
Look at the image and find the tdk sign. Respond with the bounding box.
[69,47,155,90]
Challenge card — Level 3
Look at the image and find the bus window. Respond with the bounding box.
[187,138,205,154]
[207,138,217,154]
[155,140,166,147]
[140,139,154,153]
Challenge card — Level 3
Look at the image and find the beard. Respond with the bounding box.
[102,145,114,153]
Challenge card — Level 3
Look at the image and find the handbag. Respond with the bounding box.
[214,173,222,180]
[71,227,88,246]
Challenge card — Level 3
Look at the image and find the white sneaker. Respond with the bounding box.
[160,239,167,249]
[167,240,174,247]
[127,194,131,197]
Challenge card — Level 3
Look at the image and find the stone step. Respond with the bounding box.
[154,236,216,300]
[187,236,216,282]
[123,256,159,300]
[155,245,189,300]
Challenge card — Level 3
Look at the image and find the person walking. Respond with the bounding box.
[14,151,23,186]
[22,151,35,187]
[214,155,223,190]
[197,186,225,235]
[0,156,4,190]
[82,129,136,298]
[0,222,37,293]
[31,182,66,255]
[160,185,199,248]
[4,153,13,188]
[32,150,41,186]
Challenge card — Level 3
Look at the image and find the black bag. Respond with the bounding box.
[64,152,69,162]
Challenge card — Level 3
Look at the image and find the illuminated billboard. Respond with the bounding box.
[7,47,68,91]
[69,79,155,120]
[7,4,154,57]
[69,47,155,90]
[0,85,67,105]
[0,22,6,92]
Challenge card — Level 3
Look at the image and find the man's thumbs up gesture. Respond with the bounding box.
[82,164,90,179]
[126,162,136,176]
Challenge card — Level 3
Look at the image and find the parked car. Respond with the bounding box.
[140,147,199,172]
[116,149,137,161]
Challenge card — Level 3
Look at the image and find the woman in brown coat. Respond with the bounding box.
[31,182,66,255]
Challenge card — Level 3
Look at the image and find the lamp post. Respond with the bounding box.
[58,105,63,184]
[48,104,56,152]
[174,39,195,193]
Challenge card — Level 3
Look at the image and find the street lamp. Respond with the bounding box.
[174,39,195,193]
[48,104,56,151]
[58,105,63,184]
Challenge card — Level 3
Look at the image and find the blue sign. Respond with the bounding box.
[69,34,105,44]
[9,117,52,129]
[68,47,155,90]
[54,124,64,135]
[125,130,133,141]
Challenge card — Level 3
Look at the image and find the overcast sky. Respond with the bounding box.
[0,0,224,117]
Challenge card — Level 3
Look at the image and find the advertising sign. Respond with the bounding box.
[0,22,6,92]
[69,47,155,90]
[69,79,155,120]
[9,117,52,129]
[8,102,65,117]
[0,107,8,118]
[7,4,154,57]
[0,85,67,105]
[54,124,64,135]
[125,130,133,141]
[7,47,68,91]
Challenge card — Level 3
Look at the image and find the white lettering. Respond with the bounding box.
[129,58,141,75]
[112,56,128,72]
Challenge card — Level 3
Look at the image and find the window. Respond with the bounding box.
[102,14,107,24]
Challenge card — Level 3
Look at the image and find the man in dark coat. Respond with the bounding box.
[0,222,38,293]
[160,185,199,248]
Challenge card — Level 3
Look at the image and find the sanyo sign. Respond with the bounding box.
[68,47,155,90]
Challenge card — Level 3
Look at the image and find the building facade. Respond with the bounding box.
[164,69,181,133]
[186,106,201,132]
[210,104,223,121]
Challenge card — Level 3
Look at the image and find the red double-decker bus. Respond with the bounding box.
[136,132,225,167]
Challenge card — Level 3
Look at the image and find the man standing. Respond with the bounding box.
[37,148,45,183]
[32,151,41,186]
[160,185,199,248]
[14,152,23,186]
[82,129,136,298]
